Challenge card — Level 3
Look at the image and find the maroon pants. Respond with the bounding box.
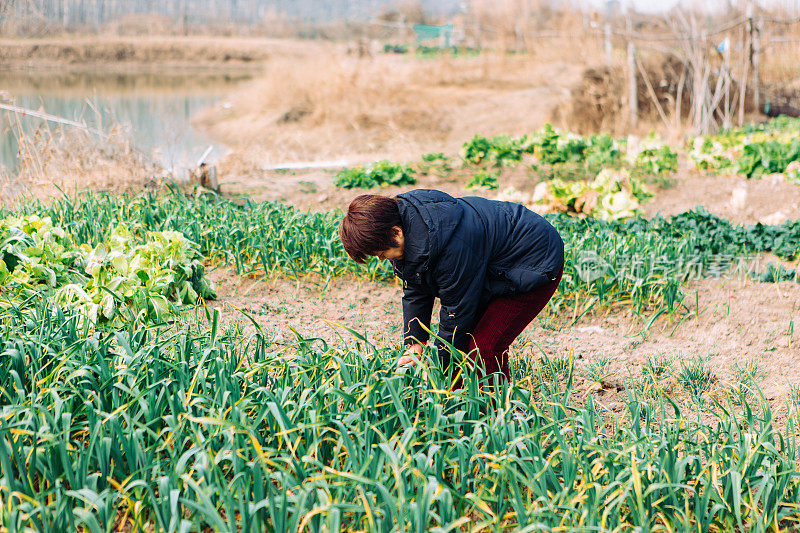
[466,265,563,381]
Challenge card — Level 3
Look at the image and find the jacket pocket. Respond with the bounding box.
[506,266,550,292]
[486,266,514,296]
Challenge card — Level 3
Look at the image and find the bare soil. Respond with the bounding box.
[196,52,583,166]
[643,171,800,225]
[206,267,800,413]
[217,159,800,227]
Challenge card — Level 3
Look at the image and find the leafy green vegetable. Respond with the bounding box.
[751,262,797,283]
[788,161,800,185]
[421,152,446,162]
[334,160,417,189]
[689,116,800,179]
[461,125,676,185]
[538,169,652,221]
[461,134,532,167]
[0,215,215,327]
[418,152,453,176]
[465,170,499,190]
[629,133,679,176]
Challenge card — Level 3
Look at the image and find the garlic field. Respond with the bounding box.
[1,118,800,531]
[3,299,800,531]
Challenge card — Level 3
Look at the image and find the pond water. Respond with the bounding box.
[0,67,255,174]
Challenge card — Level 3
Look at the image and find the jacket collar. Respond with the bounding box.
[392,189,462,279]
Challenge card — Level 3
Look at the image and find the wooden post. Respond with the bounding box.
[690,16,707,132]
[627,26,637,128]
[722,37,731,129]
[604,22,613,65]
[698,30,710,132]
[181,0,188,36]
[747,3,761,112]
[738,18,749,125]
[753,15,761,113]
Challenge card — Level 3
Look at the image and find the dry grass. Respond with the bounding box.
[469,0,601,60]
[762,41,800,84]
[198,53,457,162]
[197,50,587,166]
[5,123,160,207]
[0,169,23,210]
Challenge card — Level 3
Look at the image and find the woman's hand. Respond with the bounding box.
[398,343,424,367]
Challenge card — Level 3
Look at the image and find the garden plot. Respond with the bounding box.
[2,118,800,529]
[2,225,800,530]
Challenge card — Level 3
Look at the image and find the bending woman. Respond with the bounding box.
[340,189,564,382]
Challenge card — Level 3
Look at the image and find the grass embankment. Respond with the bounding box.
[0,36,307,68]
[1,192,800,530]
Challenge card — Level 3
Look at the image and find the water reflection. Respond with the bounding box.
[0,67,254,173]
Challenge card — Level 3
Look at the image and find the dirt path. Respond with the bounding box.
[643,171,800,225]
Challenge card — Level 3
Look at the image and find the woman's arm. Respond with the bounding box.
[433,241,487,353]
[397,284,433,368]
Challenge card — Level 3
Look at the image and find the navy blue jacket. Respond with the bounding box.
[391,189,564,353]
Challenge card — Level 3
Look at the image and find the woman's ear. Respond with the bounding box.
[392,225,404,247]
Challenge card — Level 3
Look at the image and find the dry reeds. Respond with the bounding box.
[8,121,158,205]
[199,53,456,163]
[468,0,596,56]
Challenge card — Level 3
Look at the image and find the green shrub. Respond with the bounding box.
[383,43,409,54]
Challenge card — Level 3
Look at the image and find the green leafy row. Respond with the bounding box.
[332,125,678,199]
[7,192,796,318]
[1,299,800,531]
[333,160,417,189]
[0,213,215,327]
[612,207,800,260]
[461,124,678,179]
[552,207,800,314]
[20,192,395,282]
[689,116,800,179]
